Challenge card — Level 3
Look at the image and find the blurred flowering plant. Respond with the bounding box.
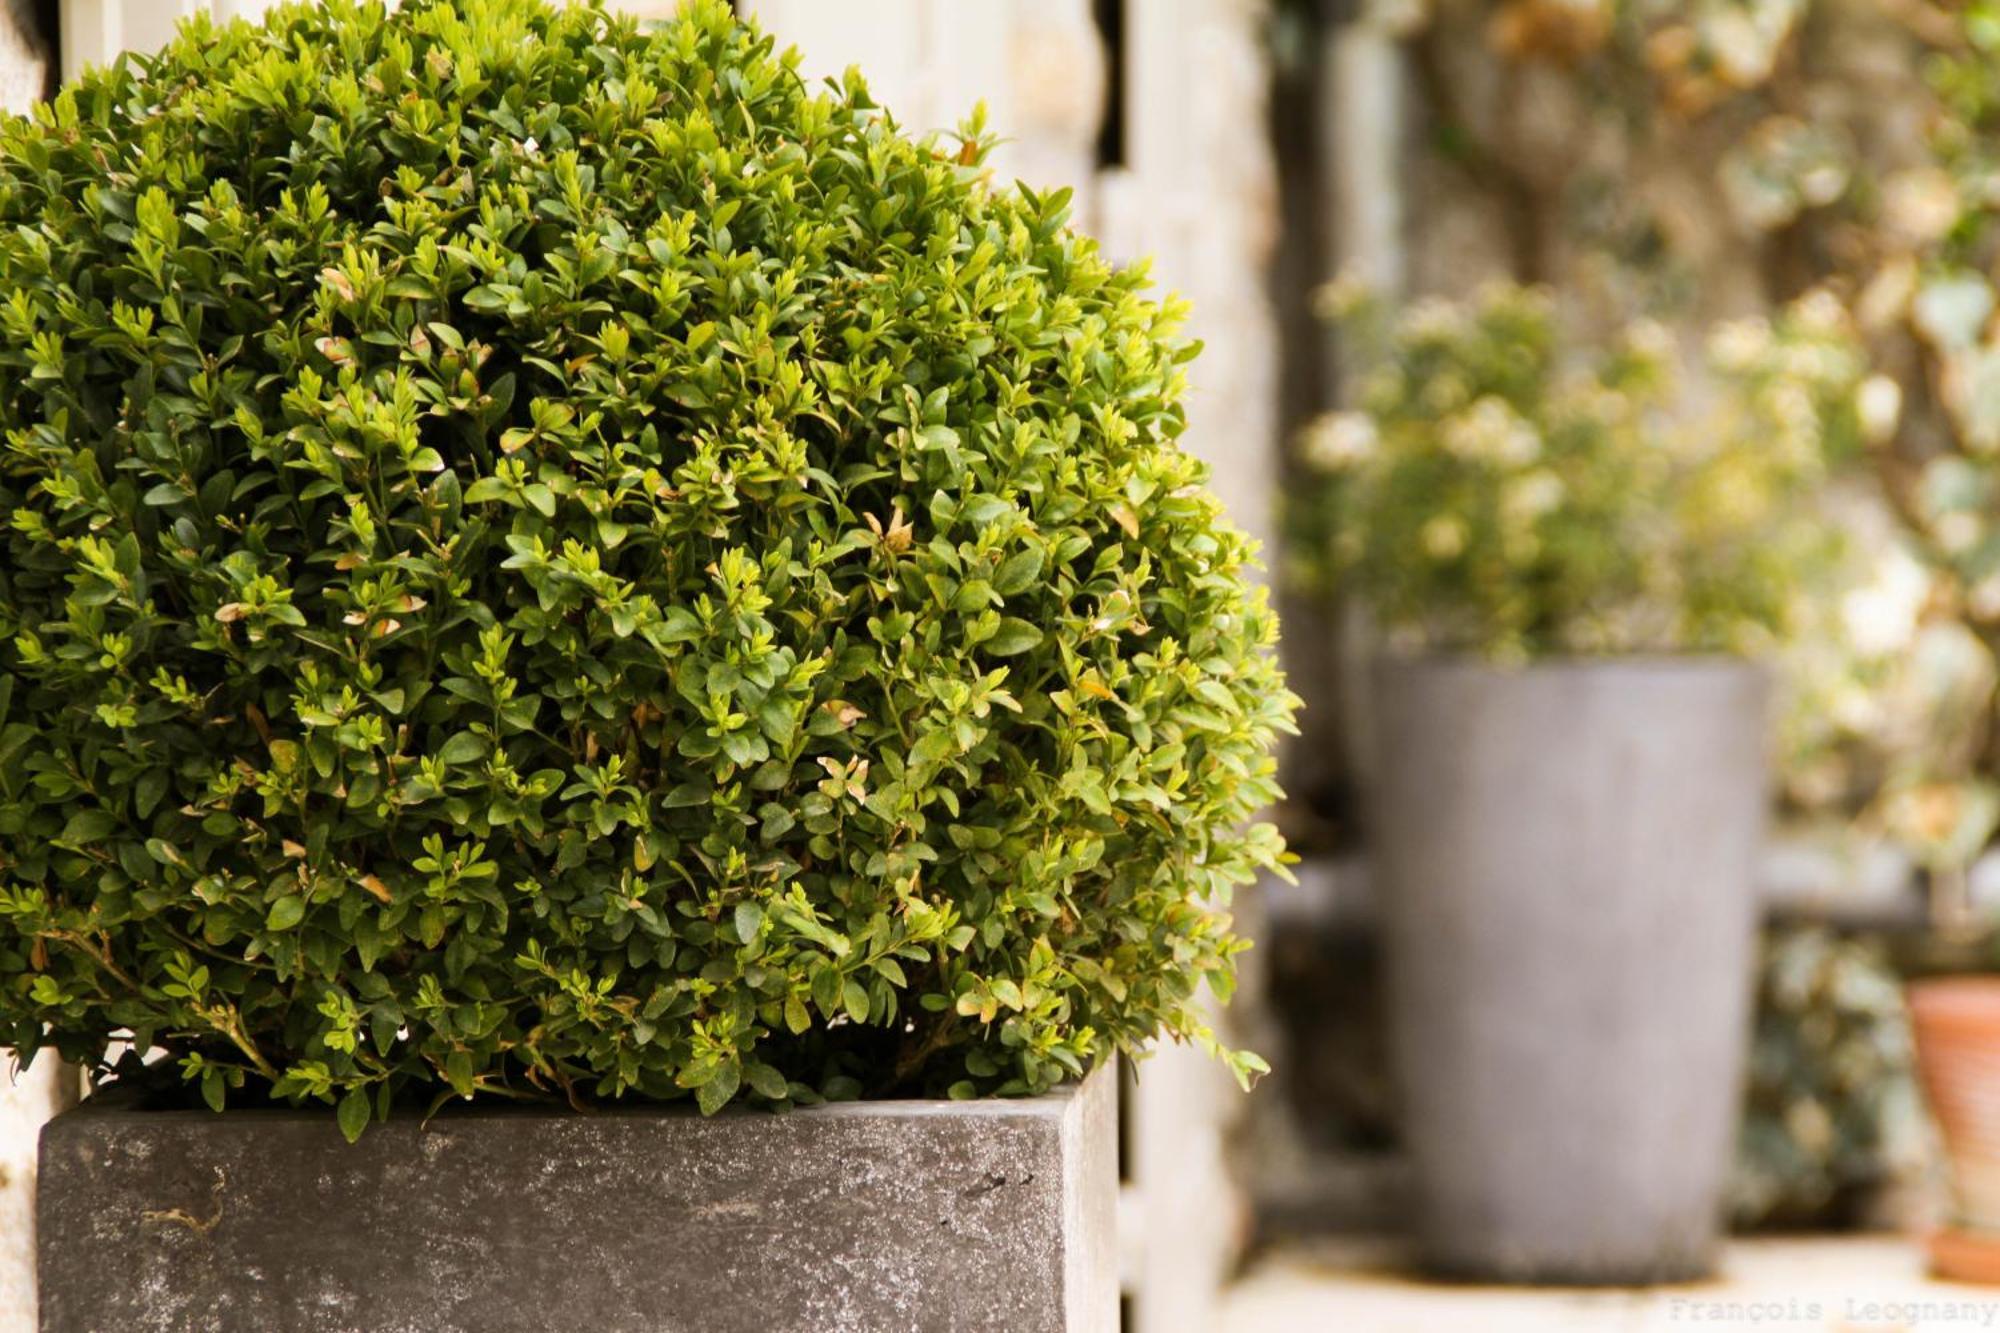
[1775,520,1999,844]
[1374,0,2000,858]
[1482,0,1813,112]
[1297,281,1876,661]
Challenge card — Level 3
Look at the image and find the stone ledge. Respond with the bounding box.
[38,1067,1116,1333]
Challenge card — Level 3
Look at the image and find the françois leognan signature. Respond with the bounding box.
[1666,1295,2000,1327]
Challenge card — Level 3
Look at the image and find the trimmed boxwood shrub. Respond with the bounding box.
[0,0,1294,1132]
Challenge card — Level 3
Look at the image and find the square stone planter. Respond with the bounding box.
[38,1066,1116,1332]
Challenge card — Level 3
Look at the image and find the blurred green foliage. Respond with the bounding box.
[1295,281,1869,661]
[1308,0,2000,863]
[1734,925,1920,1230]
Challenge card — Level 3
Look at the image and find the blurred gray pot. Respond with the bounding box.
[1373,656,1768,1284]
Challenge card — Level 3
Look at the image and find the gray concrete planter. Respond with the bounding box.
[38,1066,1116,1332]
[1372,656,1768,1284]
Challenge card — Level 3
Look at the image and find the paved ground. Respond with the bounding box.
[1220,1235,2000,1332]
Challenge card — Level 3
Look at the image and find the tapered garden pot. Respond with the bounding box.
[1909,978,2000,1282]
[1373,656,1769,1283]
[37,1067,1117,1333]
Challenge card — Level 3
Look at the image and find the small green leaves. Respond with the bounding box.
[0,0,1291,1132]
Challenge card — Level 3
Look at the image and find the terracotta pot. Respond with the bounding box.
[1910,977,2000,1281]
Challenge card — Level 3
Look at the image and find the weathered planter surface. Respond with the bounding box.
[38,1066,1116,1333]
[1373,656,1768,1284]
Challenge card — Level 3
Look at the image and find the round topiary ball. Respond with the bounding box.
[0,0,1295,1131]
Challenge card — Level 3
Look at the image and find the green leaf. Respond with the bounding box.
[437,731,489,765]
[811,965,843,1019]
[337,1087,372,1143]
[463,285,509,313]
[733,900,763,945]
[59,810,118,844]
[266,896,307,931]
[444,1050,476,1097]
[744,1060,789,1100]
[134,770,170,819]
[994,546,1044,596]
[986,618,1043,655]
[696,1061,740,1115]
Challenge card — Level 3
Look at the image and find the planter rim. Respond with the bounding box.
[52,1071,1096,1132]
[1909,975,2000,1025]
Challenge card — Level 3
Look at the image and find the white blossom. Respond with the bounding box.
[1301,411,1379,472]
[1420,515,1468,560]
[1444,396,1541,466]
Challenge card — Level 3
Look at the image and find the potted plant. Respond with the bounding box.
[0,3,1297,1329]
[1300,281,1871,1283]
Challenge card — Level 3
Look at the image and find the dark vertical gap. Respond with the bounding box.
[32,0,59,100]
[1259,0,1412,1236]
[1116,1055,1134,1327]
[1268,0,1354,850]
[1116,1052,1134,1183]
[1091,0,1126,169]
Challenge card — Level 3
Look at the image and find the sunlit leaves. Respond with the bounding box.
[0,0,1293,1135]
